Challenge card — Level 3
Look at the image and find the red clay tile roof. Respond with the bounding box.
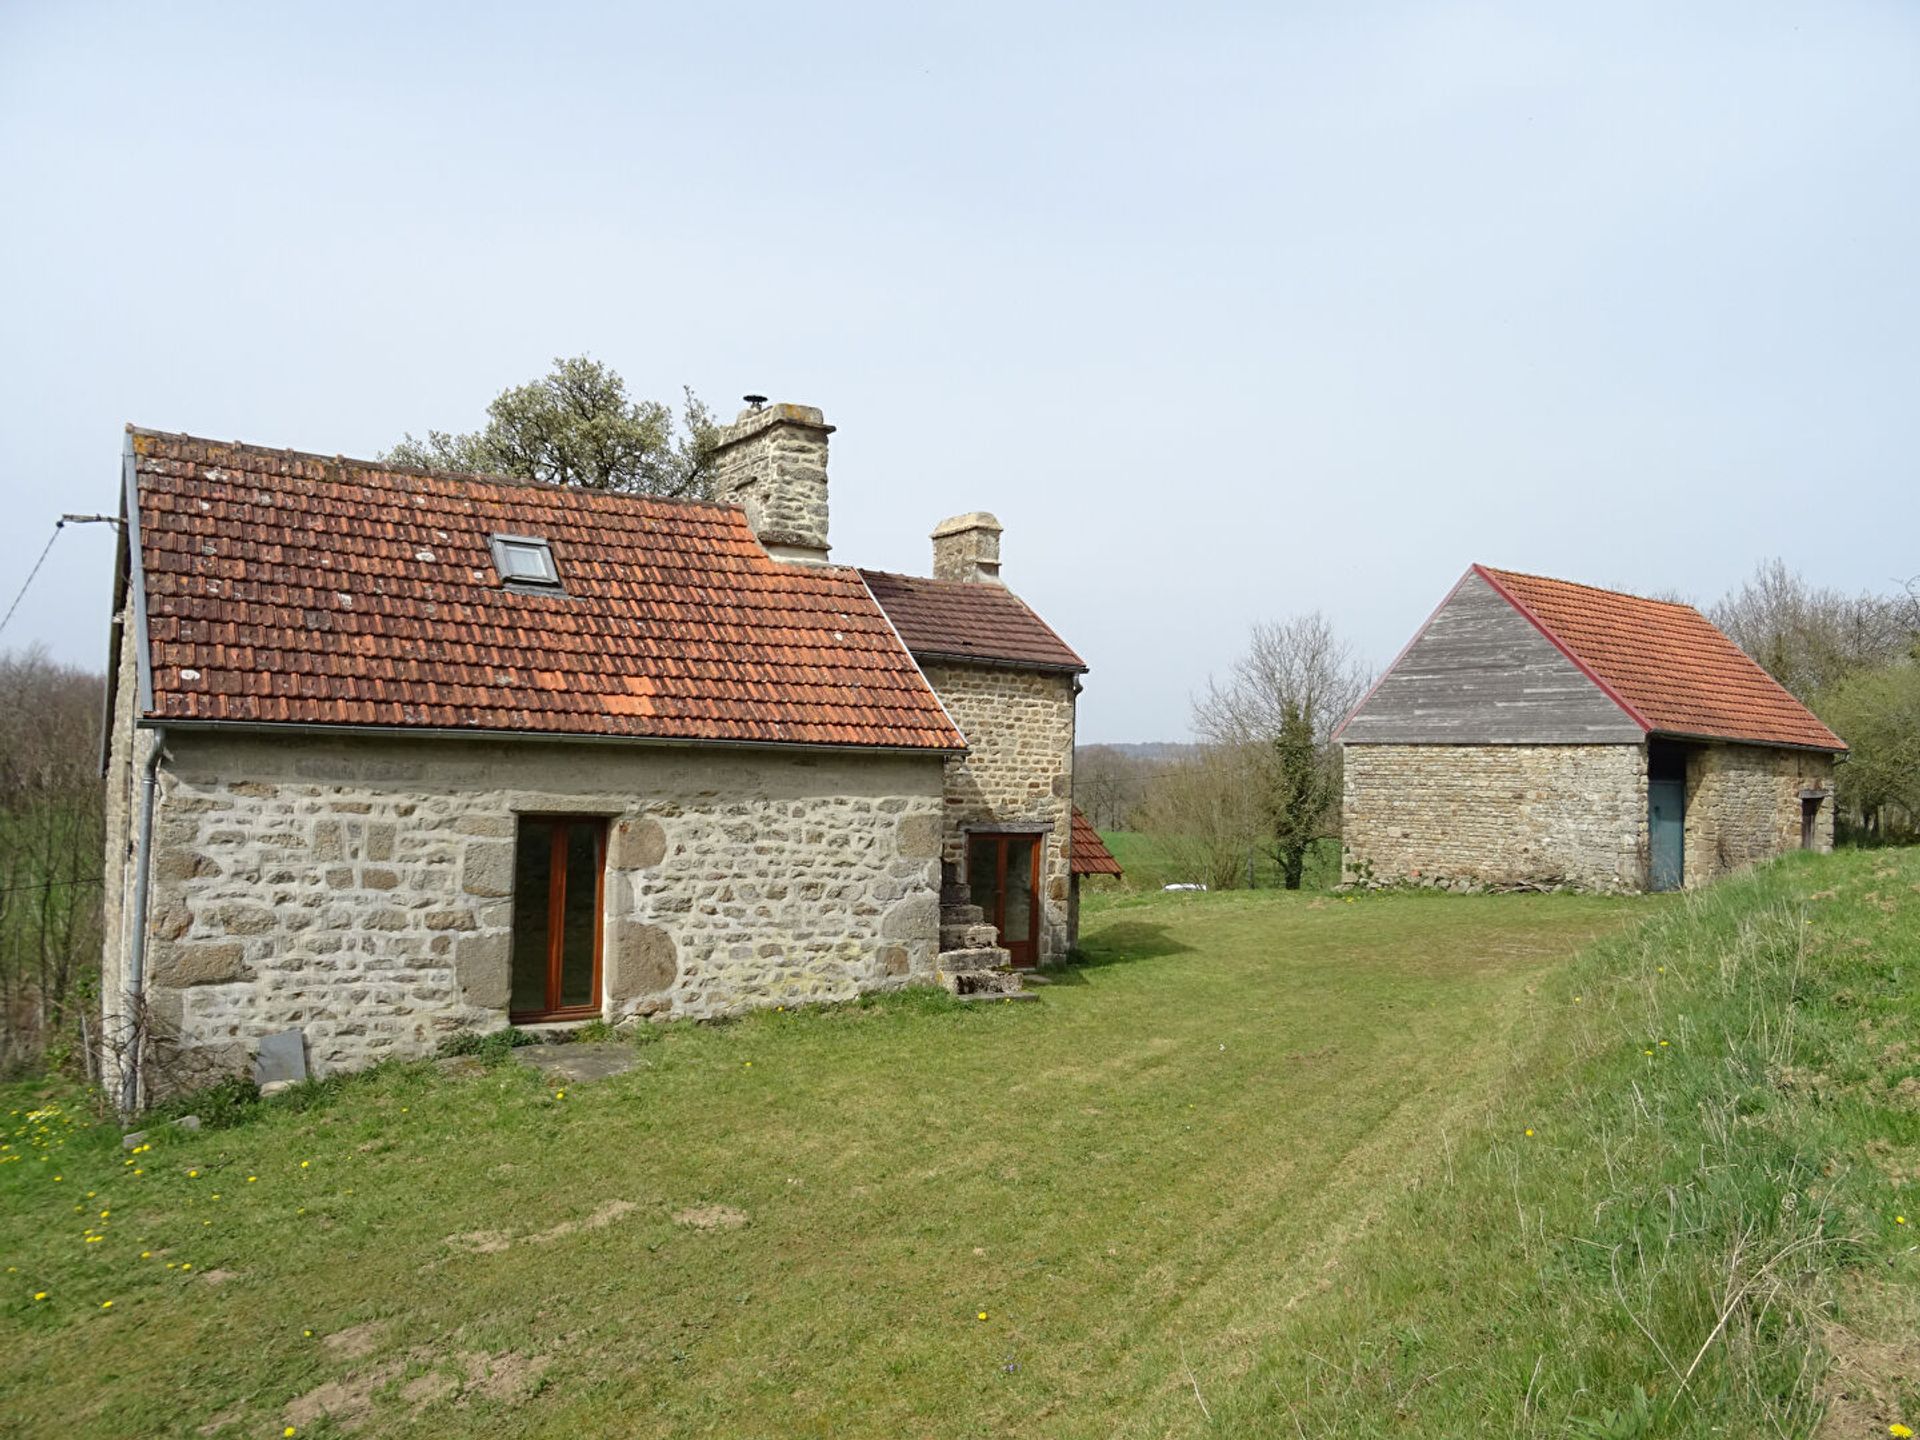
[1070,805,1123,876]
[1477,565,1845,752]
[126,429,966,750]
[858,569,1086,671]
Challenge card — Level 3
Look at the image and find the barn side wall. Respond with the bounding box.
[918,661,1076,963]
[120,731,945,1095]
[1683,744,1835,888]
[1341,742,1648,893]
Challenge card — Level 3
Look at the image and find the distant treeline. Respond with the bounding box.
[0,647,106,1075]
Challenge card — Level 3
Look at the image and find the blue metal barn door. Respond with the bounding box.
[1649,780,1685,892]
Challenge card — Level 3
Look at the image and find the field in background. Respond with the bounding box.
[3,851,1915,1437]
[1092,829,1342,893]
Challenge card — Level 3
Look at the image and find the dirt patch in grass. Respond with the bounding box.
[323,1319,388,1359]
[1816,1281,1920,1439]
[673,1203,749,1230]
[444,1199,636,1257]
[285,1346,551,1431]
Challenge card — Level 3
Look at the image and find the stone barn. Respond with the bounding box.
[1337,565,1845,894]
[99,400,1096,1103]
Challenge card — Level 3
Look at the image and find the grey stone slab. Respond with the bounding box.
[515,1043,641,1085]
[252,1029,308,1086]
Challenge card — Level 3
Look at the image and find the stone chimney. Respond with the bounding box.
[931,512,1004,585]
[709,401,835,563]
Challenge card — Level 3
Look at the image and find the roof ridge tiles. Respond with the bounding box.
[128,425,746,517]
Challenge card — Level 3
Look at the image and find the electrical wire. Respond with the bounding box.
[0,522,64,642]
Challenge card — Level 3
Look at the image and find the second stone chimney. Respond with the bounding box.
[931,512,1004,585]
[709,401,834,563]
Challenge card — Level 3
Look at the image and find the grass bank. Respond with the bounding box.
[1191,847,1920,1438]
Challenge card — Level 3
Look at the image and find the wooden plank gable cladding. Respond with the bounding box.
[1337,569,1645,745]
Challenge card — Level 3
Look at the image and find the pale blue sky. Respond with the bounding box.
[2,2,1915,741]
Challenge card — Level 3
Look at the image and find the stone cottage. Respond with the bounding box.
[1337,564,1846,894]
[99,401,1097,1103]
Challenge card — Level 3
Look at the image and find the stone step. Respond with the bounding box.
[935,945,1009,973]
[940,922,1002,950]
[957,990,1041,1004]
[940,883,973,907]
[939,901,985,926]
[942,967,1027,998]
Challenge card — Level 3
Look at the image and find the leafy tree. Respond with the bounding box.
[1816,662,1920,840]
[1192,612,1370,890]
[384,356,720,498]
[1709,558,1908,700]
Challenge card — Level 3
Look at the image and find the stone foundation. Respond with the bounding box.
[1341,743,1647,893]
[107,732,944,1095]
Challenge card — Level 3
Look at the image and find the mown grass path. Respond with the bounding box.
[4,892,1635,1437]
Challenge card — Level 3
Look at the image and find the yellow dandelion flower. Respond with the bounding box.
[286,1428,298,1437]
[181,1263,192,1272]
[34,1291,47,1301]
[100,1300,113,1309]
[100,1210,109,1218]
[1891,1426,1914,1439]
[187,1170,198,1178]
[1573,996,1582,1004]
[141,1251,151,1259]
[555,1091,565,1100]
[977,1311,988,1321]
[304,1329,313,1337]
[248,1176,257,1183]
[1897,1216,1907,1225]
[1524,1129,1535,1137]
[300,1160,310,1168]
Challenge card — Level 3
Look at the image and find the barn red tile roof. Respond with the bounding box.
[857,569,1086,671]
[124,429,966,750]
[1070,805,1123,876]
[1477,565,1845,752]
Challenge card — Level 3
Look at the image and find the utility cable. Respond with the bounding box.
[0,522,65,642]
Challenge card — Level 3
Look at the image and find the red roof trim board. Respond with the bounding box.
[1070,805,1123,876]
[123,429,968,752]
[1482,565,1844,752]
[1331,568,1475,743]
[1470,564,1655,732]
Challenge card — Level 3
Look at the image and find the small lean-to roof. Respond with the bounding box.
[1477,565,1846,752]
[1069,805,1123,876]
[858,569,1086,672]
[124,429,966,751]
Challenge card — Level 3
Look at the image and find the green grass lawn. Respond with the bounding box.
[2,854,1914,1437]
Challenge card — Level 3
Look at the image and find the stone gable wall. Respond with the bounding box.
[1341,742,1648,893]
[918,661,1075,962]
[1683,743,1835,887]
[124,733,943,1092]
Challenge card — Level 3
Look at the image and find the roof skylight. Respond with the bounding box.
[489,534,561,589]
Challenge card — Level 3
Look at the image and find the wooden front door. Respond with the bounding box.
[967,831,1041,969]
[509,816,607,1023]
